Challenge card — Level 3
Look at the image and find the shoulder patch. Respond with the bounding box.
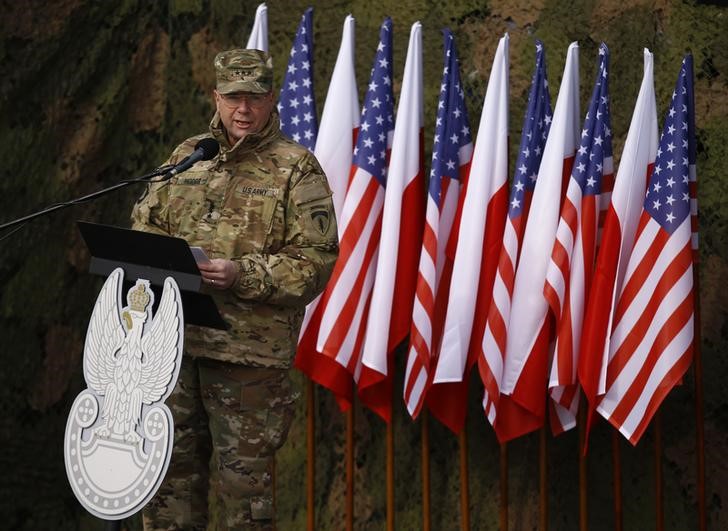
[309,204,332,236]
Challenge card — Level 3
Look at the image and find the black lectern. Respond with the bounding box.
[78,221,228,330]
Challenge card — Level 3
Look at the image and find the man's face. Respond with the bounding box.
[214,90,275,145]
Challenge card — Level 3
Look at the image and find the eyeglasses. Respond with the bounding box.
[218,92,270,109]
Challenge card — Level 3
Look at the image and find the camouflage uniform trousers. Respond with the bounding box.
[142,356,297,530]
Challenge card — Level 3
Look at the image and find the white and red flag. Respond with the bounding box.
[245,3,268,52]
[496,42,580,443]
[295,19,395,409]
[431,34,510,434]
[311,14,359,221]
[403,30,473,419]
[278,7,318,151]
[579,50,658,436]
[544,44,614,434]
[359,21,425,422]
[595,56,696,445]
[478,41,552,429]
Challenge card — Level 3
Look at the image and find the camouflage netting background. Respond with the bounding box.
[0,0,726,529]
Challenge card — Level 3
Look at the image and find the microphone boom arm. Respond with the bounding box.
[0,139,219,234]
[0,165,173,233]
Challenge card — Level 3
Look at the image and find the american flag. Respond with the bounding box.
[303,19,395,409]
[544,43,613,434]
[403,30,472,419]
[478,40,552,427]
[294,15,359,402]
[596,56,696,445]
[278,8,317,150]
[431,34,510,434]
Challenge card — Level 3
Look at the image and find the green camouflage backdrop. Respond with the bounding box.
[0,0,726,529]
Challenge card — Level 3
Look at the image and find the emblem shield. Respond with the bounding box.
[64,268,184,520]
[310,204,331,235]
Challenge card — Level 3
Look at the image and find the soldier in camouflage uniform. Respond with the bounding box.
[131,49,338,530]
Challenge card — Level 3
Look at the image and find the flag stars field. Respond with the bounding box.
[278,7,317,151]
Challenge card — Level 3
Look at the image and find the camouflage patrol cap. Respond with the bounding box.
[214,49,273,94]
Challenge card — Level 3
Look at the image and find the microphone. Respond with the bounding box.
[168,138,220,176]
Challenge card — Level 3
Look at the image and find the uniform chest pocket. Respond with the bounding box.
[168,175,210,236]
[221,184,280,254]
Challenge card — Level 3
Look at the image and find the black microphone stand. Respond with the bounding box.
[0,165,174,233]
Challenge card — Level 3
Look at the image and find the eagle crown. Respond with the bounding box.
[127,283,150,313]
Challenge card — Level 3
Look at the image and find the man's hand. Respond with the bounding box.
[198,259,239,289]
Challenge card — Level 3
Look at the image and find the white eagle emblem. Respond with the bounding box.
[64,267,184,520]
[85,269,181,442]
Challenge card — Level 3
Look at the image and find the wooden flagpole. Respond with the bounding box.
[578,404,588,531]
[459,428,470,530]
[421,411,431,531]
[539,424,548,531]
[346,407,354,531]
[499,442,508,531]
[306,380,315,531]
[387,419,395,531]
[612,431,623,531]
[654,411,664,531]
[692,260,706,531]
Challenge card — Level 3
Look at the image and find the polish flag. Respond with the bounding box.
[478,41,552,429]
[245,3,268,52]
[312,14,360,222]
[430,34,510,434]
[496,42,580,443]
[358,22,425,422]
[579,50,658,437]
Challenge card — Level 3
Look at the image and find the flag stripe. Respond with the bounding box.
[601,290,693,442]
[608,228,692,377]
[318,179,384,355]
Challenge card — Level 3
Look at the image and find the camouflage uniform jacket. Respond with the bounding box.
[131,111,338,368]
